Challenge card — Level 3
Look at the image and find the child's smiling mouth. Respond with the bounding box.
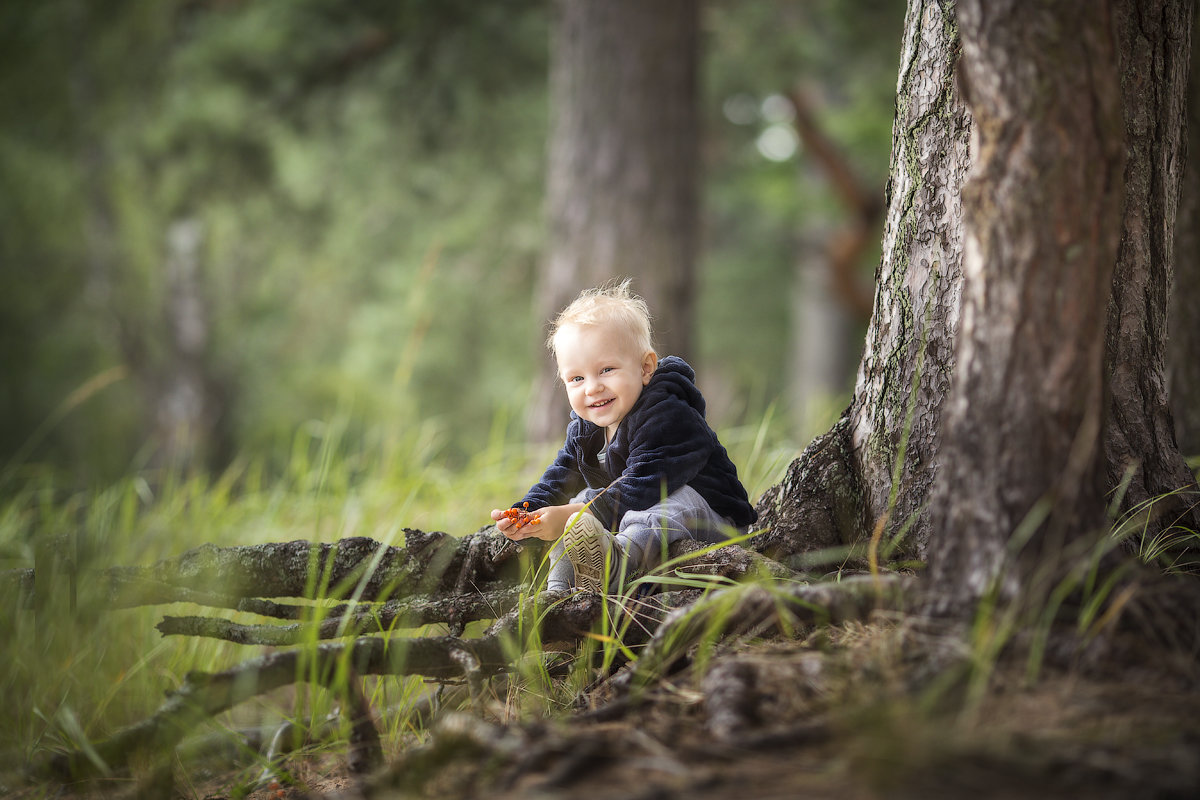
[590,399,614,409]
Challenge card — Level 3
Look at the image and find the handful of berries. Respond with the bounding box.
[501,501,540,530]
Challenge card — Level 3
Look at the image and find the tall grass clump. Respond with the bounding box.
[0,391,795,787]
[1109,484,1200,575]
[0,408,550,778]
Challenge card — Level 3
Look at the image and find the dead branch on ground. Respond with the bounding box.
[18,526,918,786]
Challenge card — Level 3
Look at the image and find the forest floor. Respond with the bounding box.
[184,615,1200,800]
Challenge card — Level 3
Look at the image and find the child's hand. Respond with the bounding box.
[491,506,549,540]
[517,502,585,542]
[491,502,586,542]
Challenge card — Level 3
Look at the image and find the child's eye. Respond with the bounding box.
[600,367,614,374]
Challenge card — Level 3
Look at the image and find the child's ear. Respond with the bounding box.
[641,352,658,384]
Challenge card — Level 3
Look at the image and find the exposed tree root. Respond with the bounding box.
[27,589,592,781]
[751,415,869,564]
[19,524,916,787]
[619,573,913,691]
[5,528,546,610]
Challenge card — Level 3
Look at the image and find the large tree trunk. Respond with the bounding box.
[1105,0,1200,539]
[528,0,700,442]
[759,0,1200,581]
[755,0,970,563]
[926,0,1126,612]
[1170,4,1200,459]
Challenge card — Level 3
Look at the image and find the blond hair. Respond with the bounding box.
[548,278,655,357]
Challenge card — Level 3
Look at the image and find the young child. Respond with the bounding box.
[490,280,757,593]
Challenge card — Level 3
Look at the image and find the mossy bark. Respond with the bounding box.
[756,0,970,562]
[760,0,1199,579]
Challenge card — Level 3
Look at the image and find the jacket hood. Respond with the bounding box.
[646,356,705,417]
[567,355,705,432]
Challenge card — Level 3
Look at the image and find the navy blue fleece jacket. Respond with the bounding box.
[517,356,758,530]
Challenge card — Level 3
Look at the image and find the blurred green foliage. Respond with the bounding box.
[0,0,903,487]
[0,402,797,766]
[702,0,901,413]
[0,2,904,774]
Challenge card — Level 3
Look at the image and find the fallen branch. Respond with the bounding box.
[29,590,599,780]
[19,530,809,784]
[155,586,528,645]
[5,528,545,610]
[29,584,727,781]
[9,529,794,615]
[105,529,534,602]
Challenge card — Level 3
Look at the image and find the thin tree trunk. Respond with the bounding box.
[70,2,232,477]
[150,218,229,473]
[755,0,970,563]
[1105,0,1200,540]
[927,0,1126,612]
[529,0,699,442]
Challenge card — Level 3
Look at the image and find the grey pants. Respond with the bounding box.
[546,485,735,591]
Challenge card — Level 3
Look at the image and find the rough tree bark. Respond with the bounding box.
[758,0,1200,577]
[528,0,699,442]
[926,0,1126,610]
[1169,4,1200,459]
[754,0,970,564]
[1105,0,1200,539]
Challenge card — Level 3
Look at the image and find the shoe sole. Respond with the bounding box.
[561,519,610,593]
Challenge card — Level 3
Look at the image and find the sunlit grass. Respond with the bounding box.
[0,417,537,778]
[0,404,795,788]
[7,408,1192,795]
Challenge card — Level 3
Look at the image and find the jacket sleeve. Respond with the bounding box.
[586,393,715,526]
[518,425,587,511]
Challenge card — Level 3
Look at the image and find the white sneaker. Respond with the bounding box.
[560,512,617,592]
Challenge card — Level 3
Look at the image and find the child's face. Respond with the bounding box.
[554,321,658,440]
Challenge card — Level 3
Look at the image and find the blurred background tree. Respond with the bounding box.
[529,0,700,443]
[0,0,903,488]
